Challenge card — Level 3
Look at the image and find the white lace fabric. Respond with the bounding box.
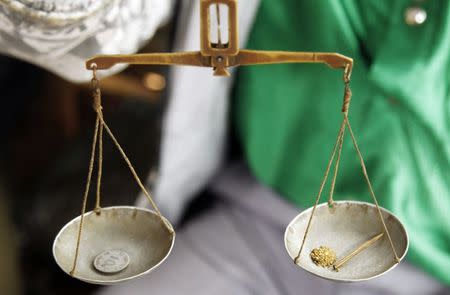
[0,0,174,82]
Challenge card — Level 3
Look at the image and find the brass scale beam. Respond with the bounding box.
[86,0,353,82]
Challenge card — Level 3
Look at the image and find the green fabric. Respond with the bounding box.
[234,0,450,284]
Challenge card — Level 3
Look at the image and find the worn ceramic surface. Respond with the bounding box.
[53,206,175,285]
[284,201,408,282]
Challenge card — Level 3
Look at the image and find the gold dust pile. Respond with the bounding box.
[310,246,336,267]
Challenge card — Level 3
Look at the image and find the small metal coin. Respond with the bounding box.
[93,250,130,274]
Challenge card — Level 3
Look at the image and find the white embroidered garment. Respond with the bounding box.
[0,0,173,81]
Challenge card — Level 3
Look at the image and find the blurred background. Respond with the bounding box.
[0,21,173,295]
[2,1,450,294]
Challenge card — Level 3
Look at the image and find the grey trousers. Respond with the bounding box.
[98,163,448,295]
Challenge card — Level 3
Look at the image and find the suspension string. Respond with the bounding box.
[294,118,346,264]
[92,67,104,214]
[89,63,172,234]
[94,121,103,214]
[95,112,174,234]
[341,63,352,115]
[294,63,353,264]
[344,115,400,262]
[327,65,352,206]
[70,65,174,275]
[70,114,100,276]
[327,124,345,207]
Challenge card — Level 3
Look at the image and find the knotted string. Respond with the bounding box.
[294,63,399,265]
[327,63,351,207]
[344,116,400,262]
[294,117,345,264]
[70,64,174,277]
[69,115,99,276]
[93,69,103,215]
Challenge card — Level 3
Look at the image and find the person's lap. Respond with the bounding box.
[98,164,448,295]
[97,202,337,294]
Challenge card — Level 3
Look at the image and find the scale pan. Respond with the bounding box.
[53,206,175,285]
[284,201,408,282]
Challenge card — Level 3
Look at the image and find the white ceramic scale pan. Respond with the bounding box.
[53,207,174,284]
[284,95,409,281]
[285,201,408,282]
[52,53,175,284]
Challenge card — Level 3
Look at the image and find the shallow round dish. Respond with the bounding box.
[284,201,408,282]
[53,206,175,285]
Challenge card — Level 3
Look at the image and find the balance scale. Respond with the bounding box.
[52,0,409,285]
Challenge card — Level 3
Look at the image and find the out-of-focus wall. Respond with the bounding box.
[0,182,21,295]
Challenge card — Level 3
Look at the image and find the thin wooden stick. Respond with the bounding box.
[333,233,384,271]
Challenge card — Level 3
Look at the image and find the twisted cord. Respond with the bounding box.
[344,116,400,262]
[294,118,346,264]
[69,115,100,276]
[70,64,173,276]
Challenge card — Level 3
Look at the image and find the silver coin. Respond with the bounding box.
[93,250,130,274]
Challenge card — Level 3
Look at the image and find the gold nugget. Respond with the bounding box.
[310,246,336,267]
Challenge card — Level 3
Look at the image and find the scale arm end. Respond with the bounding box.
[85,51,207,70]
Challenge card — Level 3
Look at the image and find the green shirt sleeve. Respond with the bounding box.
[233,0,450,284]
